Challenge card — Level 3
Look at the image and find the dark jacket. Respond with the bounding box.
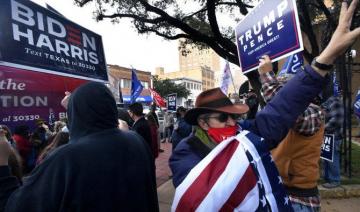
[170,65,328,187]
[132,117,153,150]
[171,117,192,150]
[0,82,159,212]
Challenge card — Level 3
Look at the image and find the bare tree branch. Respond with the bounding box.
[74,0,92,7]
[138,28,191,40]
[99,13,164,24]
[182,1,254,21]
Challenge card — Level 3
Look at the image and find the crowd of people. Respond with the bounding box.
[0,1,359,211]
[0,119,69,176]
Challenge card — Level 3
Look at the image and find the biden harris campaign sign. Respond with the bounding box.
[0,65,87,130]
[0,0,108,82]
[235,0,303,73]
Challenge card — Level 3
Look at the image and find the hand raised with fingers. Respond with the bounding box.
[317,0,360,65]
[61,91,71,110]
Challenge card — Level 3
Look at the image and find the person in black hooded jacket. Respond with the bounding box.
[0,82,159,212]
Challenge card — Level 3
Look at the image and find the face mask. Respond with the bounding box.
[207,125,238,144]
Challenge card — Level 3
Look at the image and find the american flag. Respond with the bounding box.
[172,131,293,212]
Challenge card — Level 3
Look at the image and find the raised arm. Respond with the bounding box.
[312,0,360,76]
[248,0,360,149]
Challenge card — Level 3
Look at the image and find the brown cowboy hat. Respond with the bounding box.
[184,88,249,125]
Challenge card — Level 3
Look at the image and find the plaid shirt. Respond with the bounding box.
[321,96,344,139]
[260,71,324,136]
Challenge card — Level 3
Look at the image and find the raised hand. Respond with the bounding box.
[118,119,129,130]
[315,0,360,74]
[61,91,71,110]
[258,55,273,74]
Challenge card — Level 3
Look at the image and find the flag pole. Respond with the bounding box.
[227,61,237,95]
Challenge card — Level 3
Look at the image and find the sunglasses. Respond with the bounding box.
[206,113,241,122]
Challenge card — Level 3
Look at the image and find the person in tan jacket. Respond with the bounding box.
[259,59,325,211]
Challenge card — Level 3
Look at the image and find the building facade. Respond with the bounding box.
[108,65,152,104]
[155,66,215,91]
[179,43,221,73]
[154,40,221,91]
[171,77,203,108]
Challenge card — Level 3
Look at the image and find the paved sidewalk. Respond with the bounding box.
[155,142,172,187]
[158,180,174,212]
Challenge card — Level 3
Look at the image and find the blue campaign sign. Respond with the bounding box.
[0,0,108,82]
[235,0,303,73]
[354,91,360,118]
[167,93,177,111]
[321,134,335,162]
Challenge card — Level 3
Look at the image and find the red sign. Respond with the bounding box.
[0,65,87,130]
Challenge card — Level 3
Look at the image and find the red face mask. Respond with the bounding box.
[207,126,238,144]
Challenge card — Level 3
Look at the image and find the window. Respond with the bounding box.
[141,81,149,89]
[120,79,124,88]
[123,79,131,88]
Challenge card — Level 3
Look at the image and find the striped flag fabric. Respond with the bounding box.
[172,131,293,212]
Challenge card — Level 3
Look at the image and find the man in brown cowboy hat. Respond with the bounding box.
[169,1,360,210]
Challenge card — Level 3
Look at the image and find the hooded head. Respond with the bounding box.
[67,82,118,141]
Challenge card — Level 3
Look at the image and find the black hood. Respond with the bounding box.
[67,82,118,141]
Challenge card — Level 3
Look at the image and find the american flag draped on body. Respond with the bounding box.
[172,131,293,212]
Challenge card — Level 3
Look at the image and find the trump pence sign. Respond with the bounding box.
[235,0,303,73]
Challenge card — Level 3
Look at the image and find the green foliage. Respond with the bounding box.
[152,75,191,98]
[350,142,360,178]
[75,0,359,104]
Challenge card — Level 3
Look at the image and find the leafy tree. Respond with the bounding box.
[152,75,191,98]
[75,0,359,97]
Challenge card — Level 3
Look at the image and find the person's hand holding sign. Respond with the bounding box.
[314,0,360,76]
[258,55,273,74]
